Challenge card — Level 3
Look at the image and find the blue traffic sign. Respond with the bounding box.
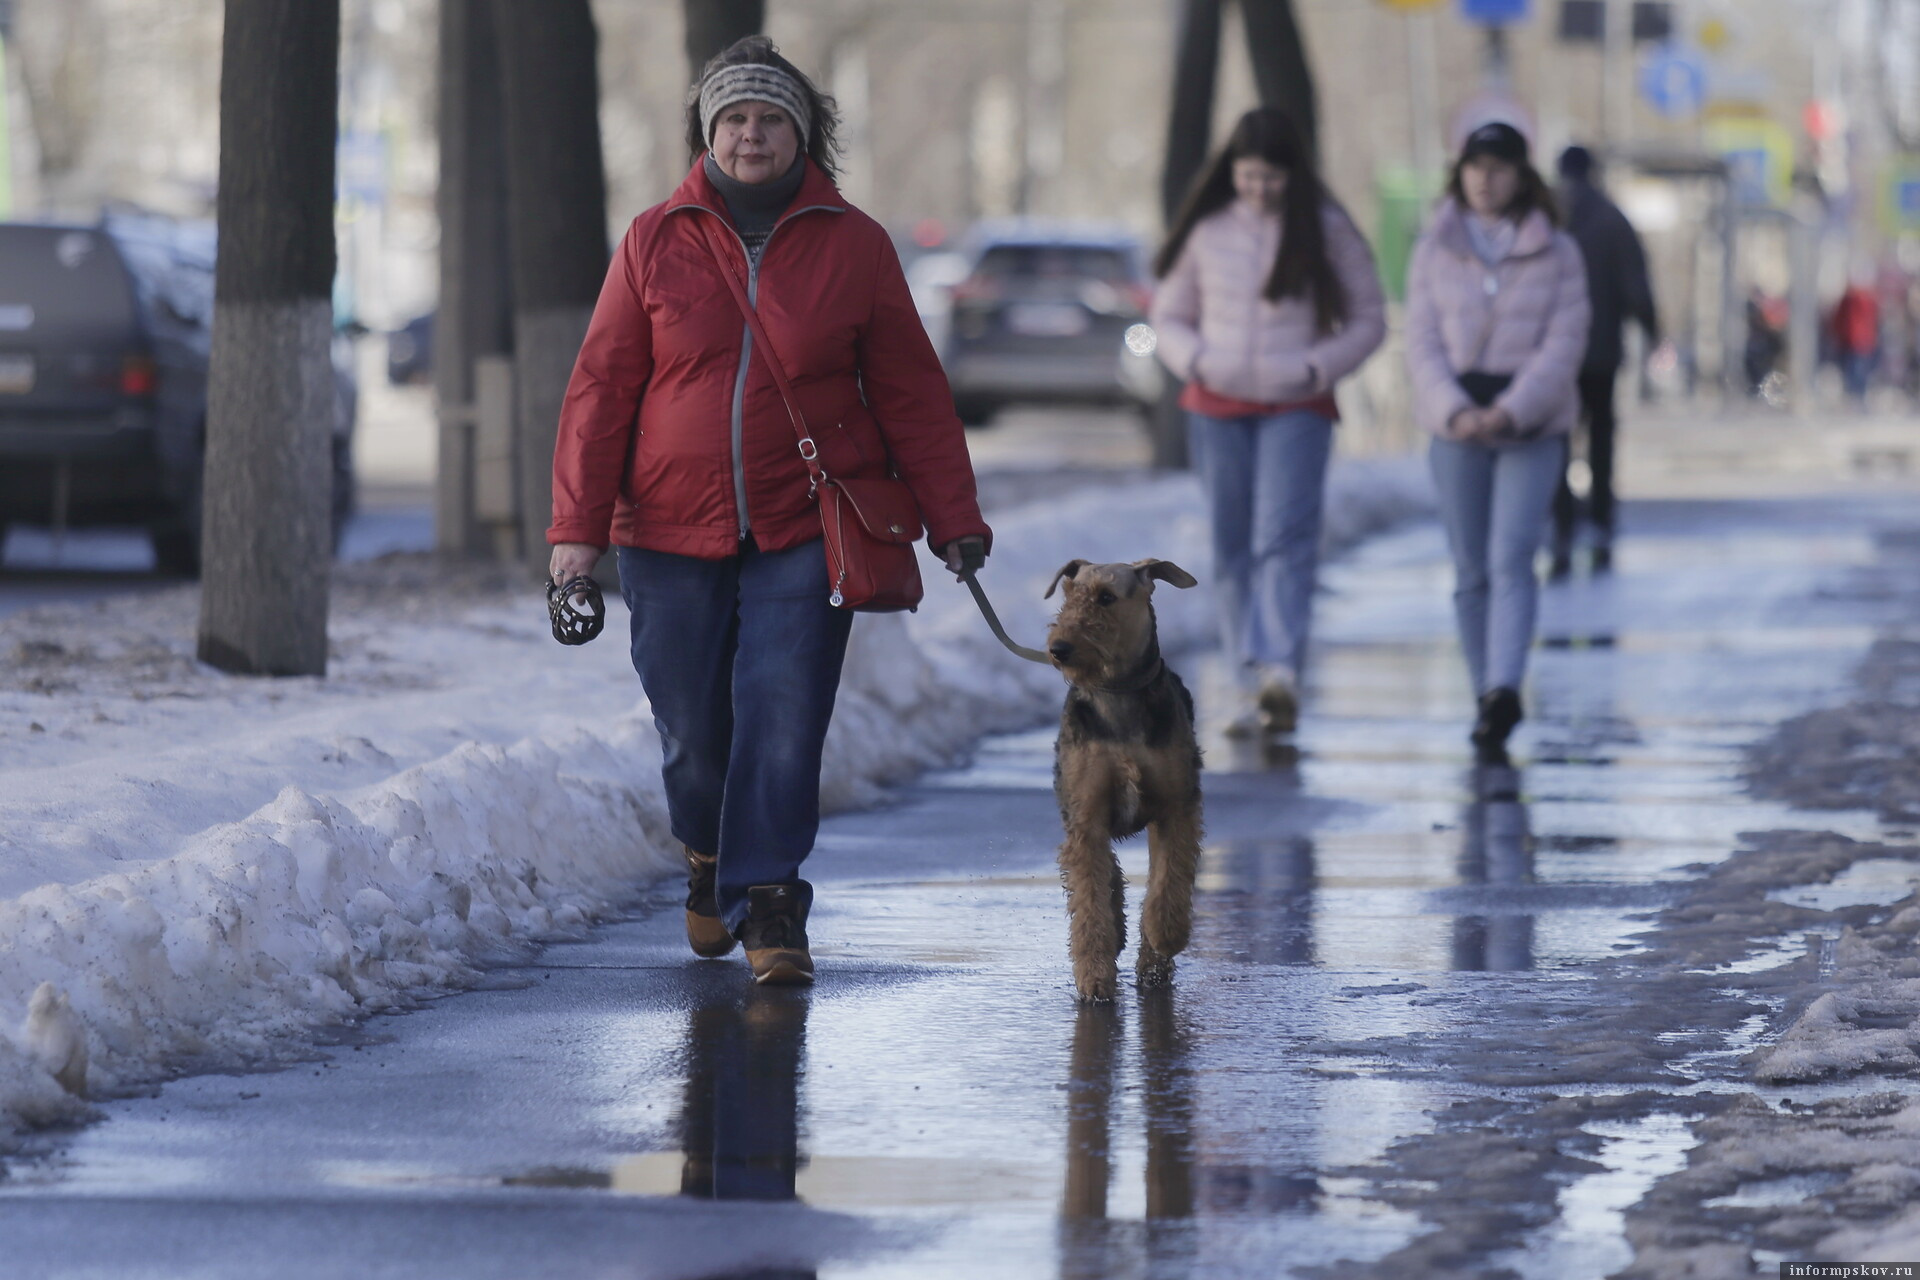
[1460,0,1530,23]
[1639,46,1709,119]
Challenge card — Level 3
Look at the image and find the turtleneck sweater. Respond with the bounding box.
[704,152,806,264]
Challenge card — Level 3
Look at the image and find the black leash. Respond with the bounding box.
[960,570,1052,666]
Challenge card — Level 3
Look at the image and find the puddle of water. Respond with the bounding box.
[1694,937,1804,975]
[1766,857,1920,912]
[1704,1170,1846,1209]
[607,1152,1055,1209]
[1498,1112,1695,1280]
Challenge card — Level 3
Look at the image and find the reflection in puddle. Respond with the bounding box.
[676,989,808,1203]
[1706,1169,1847,1209]
[1502,1112,1695,1280]
[1450,765,1536,973]
[1767,857,1920,912]
[1194,835,1317,965]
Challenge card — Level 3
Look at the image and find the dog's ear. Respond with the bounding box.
[1134,559,1197,590]
[1045,559,1091,599]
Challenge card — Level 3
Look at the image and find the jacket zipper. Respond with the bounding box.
[688,203,844,544]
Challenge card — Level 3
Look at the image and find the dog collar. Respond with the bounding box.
[1086,657,1165,695]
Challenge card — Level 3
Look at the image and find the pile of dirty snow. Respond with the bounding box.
[0,459,1431,1140]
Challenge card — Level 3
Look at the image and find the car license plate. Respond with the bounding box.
[0,354,34,394]
[1005,303,1090,338]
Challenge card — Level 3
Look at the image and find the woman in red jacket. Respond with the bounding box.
[548,37,990,986]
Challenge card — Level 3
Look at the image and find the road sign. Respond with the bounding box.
[1880,165,1920,234]
[1705,118,1792,208]
[1639,46,1708,119]
[1379,0,1444,9]
[1460,0,1530,22]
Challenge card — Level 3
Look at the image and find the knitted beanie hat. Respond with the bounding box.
[699,62,813,148]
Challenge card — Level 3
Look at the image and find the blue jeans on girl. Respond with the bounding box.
[1428,433,1567,696]
[1189,409,1335,680]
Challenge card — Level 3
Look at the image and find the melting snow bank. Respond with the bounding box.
[0,458,1434,1144]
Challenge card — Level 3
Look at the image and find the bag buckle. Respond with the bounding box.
[797,437,818,461]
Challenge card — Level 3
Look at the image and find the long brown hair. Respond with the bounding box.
[1152,107,1349,334]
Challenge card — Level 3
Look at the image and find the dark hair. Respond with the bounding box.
[1447,150,1560,226]
[685,36,842,181]
[1152,108,1350,334]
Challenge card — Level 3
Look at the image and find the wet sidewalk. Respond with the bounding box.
[3,493,1916,1278]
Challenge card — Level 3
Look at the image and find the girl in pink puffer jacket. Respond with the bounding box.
[1406,121,1590,762]
[1150,108,1387,737]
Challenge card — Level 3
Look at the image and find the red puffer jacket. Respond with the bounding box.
[547,157,990,560]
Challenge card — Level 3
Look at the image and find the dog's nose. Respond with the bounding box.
[1049,641,1074,664]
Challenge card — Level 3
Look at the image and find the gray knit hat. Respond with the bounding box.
[699,62,812,148]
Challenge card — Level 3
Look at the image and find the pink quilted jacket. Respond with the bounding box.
[1405,200,1591,439]
[1150,199,1387,403]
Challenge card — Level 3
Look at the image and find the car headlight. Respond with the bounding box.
[1124,323,1157,357]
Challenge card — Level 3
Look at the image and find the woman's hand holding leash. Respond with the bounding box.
[942,536,987,579]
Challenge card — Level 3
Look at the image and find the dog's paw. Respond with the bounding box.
[1135,947,1174,987]
[1074,963,1118,1004]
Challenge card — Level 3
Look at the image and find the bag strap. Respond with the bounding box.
[694,217,826,490]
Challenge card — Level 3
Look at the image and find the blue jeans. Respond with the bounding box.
[1429,434,1567,695]
[1189,409,1334,677]
[617,539,853,933]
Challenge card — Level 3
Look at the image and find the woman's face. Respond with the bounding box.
[1460,156,1522,218]
[711,100,800,184]
[1231,157,1290,213]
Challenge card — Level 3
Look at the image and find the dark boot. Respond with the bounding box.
[1590,543,1613,574]
[1470,687,1524,763]
[740,884,814,986]
[684,847,736,959]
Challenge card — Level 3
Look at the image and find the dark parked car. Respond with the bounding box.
[940,220,1163,425]
[0,212,355,574]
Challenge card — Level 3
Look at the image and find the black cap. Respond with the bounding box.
[1461,121,1530,166]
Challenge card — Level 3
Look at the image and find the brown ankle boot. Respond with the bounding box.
[683,847,735,958]
[740,884,813,985]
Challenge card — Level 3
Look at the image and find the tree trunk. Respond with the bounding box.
[1239,0,1318,157]
[492,0,608,569]
[197,0,338,677]
[681,0,764,78]
[1154,0,1222,471]
[434,0,515,556]
[1161,0,1221,225]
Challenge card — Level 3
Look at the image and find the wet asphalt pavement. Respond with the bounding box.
[4,489,1918,1278]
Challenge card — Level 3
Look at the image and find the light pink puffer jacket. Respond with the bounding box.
[1151,199,1387,403]
[1405,201,1591,439]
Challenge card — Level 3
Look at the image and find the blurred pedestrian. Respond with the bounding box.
[1149,106,1387,737]
[546,36,990,985]
[1744,288,1786,397]
[1406,122,1590,762]
[1549,145,1657,577]
[1833,271,1881,408]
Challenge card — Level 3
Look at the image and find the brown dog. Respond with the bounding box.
[1044,558,1203,1002]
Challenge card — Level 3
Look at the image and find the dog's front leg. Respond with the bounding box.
[1138,804,1202,986]
[1059,787,1123,1003]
